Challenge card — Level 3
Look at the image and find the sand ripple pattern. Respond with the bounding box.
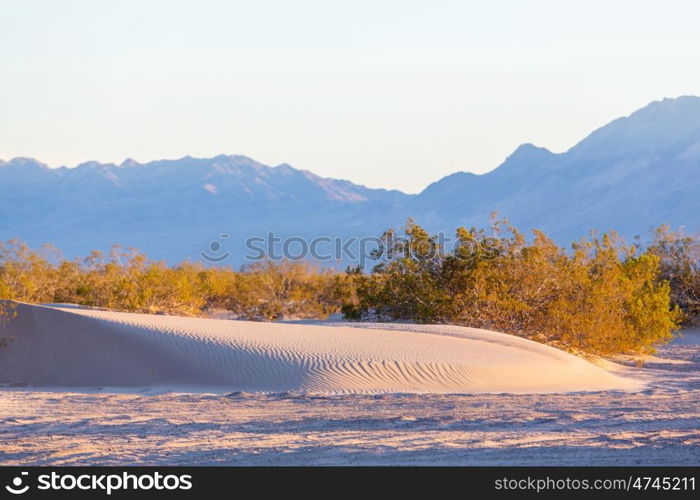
[0,303,640,394]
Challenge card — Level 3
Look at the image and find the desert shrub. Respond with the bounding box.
[0,239,63,303]
[342,221,465,322]
[0,241,349,320]
[51,247,208,315]
[647,225,700,324]
[226,260,346,320]
[0,243,209,316]
[345,220,680,356]
[345,225,436,321]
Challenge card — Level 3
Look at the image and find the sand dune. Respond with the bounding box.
[0,302,639,394]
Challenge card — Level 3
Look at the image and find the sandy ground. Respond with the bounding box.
[1,329,698,465]
[0,303,635,393]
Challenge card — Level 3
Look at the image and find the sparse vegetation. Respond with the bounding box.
[0,239,346,320]
[342,219,683,356]
[647,225,700,325]
[1,219,694,356]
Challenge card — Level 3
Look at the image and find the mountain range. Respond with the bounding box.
[1,96,699,266]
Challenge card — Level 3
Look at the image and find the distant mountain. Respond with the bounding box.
[1,96,698,265]
[0,154,408,264]
[412,96,700,243]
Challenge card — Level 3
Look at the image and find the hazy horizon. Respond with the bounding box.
[2,0,700,192]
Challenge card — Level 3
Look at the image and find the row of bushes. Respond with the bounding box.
[648,225,700,322]
[0,242,345,320]
[1,220,698,355]
[343,220,691,356]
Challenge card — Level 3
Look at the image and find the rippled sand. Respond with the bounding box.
[0,303,636,394]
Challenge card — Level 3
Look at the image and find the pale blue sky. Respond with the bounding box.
[1,0,699,192]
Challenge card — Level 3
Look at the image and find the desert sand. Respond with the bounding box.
[0,334,698,466]
[0,302,637,394]
[1,303,698,465]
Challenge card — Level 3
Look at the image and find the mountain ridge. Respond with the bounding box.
[1,96,698,264]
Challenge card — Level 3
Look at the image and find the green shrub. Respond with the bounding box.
[647,225,700,324]
[345,220,680,356]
